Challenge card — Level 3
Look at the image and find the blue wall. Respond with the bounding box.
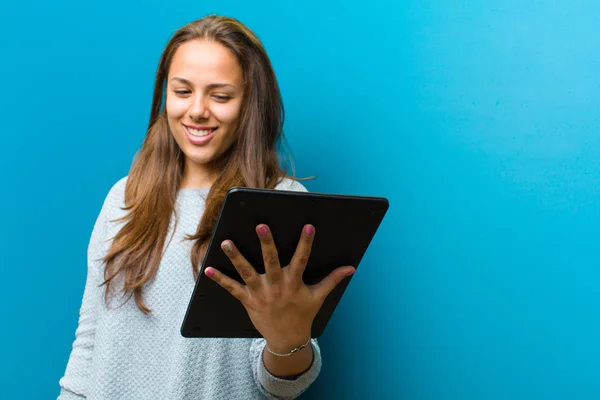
[1,0,599,399]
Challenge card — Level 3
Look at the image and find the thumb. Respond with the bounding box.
[312,266,356,301]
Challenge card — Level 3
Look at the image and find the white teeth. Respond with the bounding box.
[188,127,213,137]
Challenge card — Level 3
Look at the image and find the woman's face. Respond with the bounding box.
[166,39,244,187]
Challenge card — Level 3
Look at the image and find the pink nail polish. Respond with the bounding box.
[205,268,215,277]
[305,225,315,236]
[258,225,269,237]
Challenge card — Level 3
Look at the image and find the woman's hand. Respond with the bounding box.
[204,223,355,352]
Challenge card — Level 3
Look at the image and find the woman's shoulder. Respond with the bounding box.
[273,176,309,193]
[96,176,128,219]
[105,176,128,203]
[88,176,129,254]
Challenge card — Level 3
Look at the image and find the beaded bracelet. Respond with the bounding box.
[265,338,312,357]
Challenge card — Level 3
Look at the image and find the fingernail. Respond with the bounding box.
[257,225,269,237]
[305,225,315,236]
[346,269,355,277]
[222,241,233,253]
[205,267,215,277]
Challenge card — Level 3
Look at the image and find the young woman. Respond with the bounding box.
[58,15,355,400]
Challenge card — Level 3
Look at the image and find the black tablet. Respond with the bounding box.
[180,186,389,338]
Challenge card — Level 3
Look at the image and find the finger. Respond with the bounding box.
[221,240,260,288]
[256,224,283,283]
[204,266,248,302]
[289,224,315,278]
[311,266,356,301]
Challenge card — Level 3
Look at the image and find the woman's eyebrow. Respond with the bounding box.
[169,77,236,90]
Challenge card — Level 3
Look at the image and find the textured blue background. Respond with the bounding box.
[1,0,599,399]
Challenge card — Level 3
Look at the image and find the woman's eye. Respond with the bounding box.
[212,95,231,102]
[174,90,191,96]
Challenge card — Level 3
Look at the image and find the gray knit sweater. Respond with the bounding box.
[58,177,321,400]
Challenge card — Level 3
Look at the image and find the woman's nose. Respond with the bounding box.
[189,96,209,120]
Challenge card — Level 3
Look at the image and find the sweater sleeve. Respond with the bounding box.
[249,177,323,398]
[57,178,127,399]
[250,339,322,399]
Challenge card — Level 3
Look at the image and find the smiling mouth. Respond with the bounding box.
[184,125,218,137]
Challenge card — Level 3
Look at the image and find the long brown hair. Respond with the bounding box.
[102,15,297,313]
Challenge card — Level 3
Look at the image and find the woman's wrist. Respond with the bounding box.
[265,332,312,355]
[266,337,311,357]
[262,333,315,378]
